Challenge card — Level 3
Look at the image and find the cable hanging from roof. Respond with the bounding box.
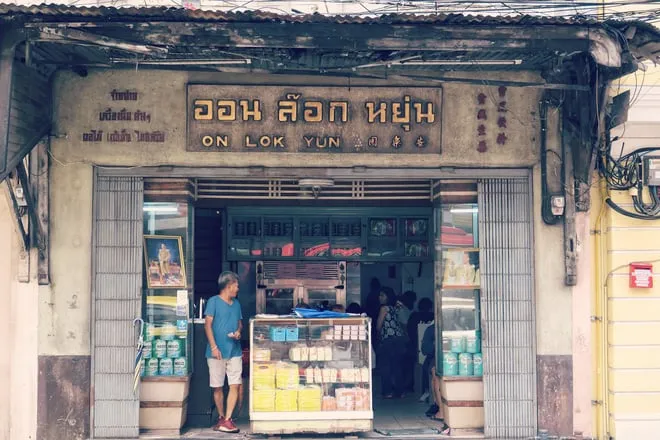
[26,0,660,23]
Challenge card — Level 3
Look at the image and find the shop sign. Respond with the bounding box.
[186,85,442,154]
[629,262,653,288]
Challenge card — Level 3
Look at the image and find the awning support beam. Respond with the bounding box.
[35,26,168,57]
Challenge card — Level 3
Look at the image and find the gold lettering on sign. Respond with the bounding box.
[245,135,257,148]
[414,102,435,123]
[240,100,262,121]
[329,101,348,123]
[186,85,442,154]
[304,135,341,149]
[366,102,387,123]
[217,100,236,121]
[201,135,229,148]
[392,96,411,124]
[303,101,323,122]
[278,94,300,122]
[194,100,213,120]
[365,97,436,128]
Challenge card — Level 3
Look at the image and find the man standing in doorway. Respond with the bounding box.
[205,271,243,433]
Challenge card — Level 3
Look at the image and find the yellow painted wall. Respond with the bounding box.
[592,187,660,440]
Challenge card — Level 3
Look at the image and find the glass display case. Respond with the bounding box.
[227,207,432,262]
[300,217,331,258]
[437,203,482,377]
[366,217,398,257]
[228,215,263,258]
[249,317,373,435]
[141,201,193,378]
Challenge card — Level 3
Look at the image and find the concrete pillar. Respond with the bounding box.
[0,192,38,440]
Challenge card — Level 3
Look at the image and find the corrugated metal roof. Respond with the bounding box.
[0,3,620,25]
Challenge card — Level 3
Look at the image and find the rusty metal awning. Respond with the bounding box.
[0,5,657,76]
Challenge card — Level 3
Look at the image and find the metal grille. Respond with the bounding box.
[478,178,536,438]
[196,178,431,200]
[263,261,340,281]
[92,176,143,438]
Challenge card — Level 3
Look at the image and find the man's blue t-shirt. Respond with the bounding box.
[204,295,243,359]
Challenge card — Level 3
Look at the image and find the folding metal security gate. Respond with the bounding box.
[92,176,143,438]
[478,178,536,438]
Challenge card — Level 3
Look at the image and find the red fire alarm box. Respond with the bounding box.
[629,262,653,288]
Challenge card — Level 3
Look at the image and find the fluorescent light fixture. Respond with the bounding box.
[111,58,251,66]
[143,205,179,213]
[356,58,523,69]
[400,60,523,66]
[450,208,478,213]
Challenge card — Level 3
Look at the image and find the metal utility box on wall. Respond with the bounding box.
[643,156,660,186]
[629,262,653,288]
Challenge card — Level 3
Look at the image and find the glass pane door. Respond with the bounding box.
[264,288,296,315]
[304,288,339,309]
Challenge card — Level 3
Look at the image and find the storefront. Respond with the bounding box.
[1,6,658,440]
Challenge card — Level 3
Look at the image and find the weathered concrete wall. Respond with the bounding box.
[0,195,39,440]
[529,101,579,436]
[50,69,541,170]
[39,163,93,356]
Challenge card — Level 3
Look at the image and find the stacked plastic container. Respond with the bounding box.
[443,331,483,377]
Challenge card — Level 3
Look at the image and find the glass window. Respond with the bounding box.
[141,202,193,378]
[435,203,482,377]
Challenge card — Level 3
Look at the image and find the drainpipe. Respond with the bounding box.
[592,176,609,440]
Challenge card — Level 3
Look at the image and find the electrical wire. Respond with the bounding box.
[47,0,660,23]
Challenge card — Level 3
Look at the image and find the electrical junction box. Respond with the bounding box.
[643,156,660,186]
[629,262,653,288]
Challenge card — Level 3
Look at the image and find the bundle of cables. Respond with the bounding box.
[597,146,660,220]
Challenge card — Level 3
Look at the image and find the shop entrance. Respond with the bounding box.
[183,178,476,436]
[90,172,536,439]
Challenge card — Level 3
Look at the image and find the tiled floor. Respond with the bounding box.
[172,394,455,440]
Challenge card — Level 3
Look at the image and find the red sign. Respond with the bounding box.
[629,262,653,288]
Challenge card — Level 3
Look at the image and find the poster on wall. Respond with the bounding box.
[143,235,187,289]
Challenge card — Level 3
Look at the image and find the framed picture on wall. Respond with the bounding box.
[143,235,187,289]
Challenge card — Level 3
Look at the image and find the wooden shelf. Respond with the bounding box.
[442,376,482,382]
[142,375,190,382]
[442,285,481,290]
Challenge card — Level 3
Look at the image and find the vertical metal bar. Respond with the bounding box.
[479,176,536,438]
[92,175,143,438]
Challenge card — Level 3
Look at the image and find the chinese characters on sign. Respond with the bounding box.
[81,89,166,144]
[475,86,509,153]
[186,85,442,154]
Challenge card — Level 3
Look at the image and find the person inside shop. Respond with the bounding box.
[376,286,407,399]
[204,271,243,434]
[408,297,435,400]
[396,290,417,393]
[420,324,450,434]
[346,302,362,314]
[331,304,346,313]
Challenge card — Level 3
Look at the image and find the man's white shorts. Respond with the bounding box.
[207,356,243,388]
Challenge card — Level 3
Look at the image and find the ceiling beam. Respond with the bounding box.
[35,26,168,56]
[25,21,604,53]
